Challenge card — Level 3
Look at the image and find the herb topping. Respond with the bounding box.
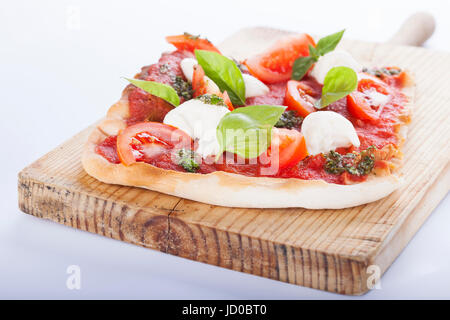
[362,67,402,78]
[195,50,246,106]
[177,149,200,173]
[183,32,200,40]
[275,110,304,129]
[159,63,170,74]
[292,29,345,80]
[216,105,286,159]
[324,146,375,176]
[125,78,180,106]
[318,66,358,108]
[195,94,226,106]
[171,76,193,100]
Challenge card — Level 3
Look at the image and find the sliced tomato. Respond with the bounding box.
[358,74,389,94]
[222,91,234,111]
[259,128,308,173]
[192,65,234,111]
[347,91,379,121]
[117,122,193,166]
[347,73,392,122]
[244,34,315,83]
[284,80,316,118]
[166,34,221,53]
[192,64,208,97]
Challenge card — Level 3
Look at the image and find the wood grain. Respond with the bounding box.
[18,27,450,295]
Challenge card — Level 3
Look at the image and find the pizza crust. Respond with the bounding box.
[83,70,413,209]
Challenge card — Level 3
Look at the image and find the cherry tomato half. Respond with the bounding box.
[192,64,234,111]
[244,34,315,83]
[117,122,193,166]
[259,128,308,173]
[347,74,391,122]
[347,91,379,121]
[192,64,208,97]
[166,34,221,54]
[358,74,389,95]
[221,91,234,111]
[284,80,316,118]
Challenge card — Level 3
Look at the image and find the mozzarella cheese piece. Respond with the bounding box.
[163,99,230,158]
[311,50,362,84]
[180,58,269,98]
[180,58,197,82]
[242,73,270,98]
[302,111,360,155]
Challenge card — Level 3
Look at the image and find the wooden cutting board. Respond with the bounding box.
[18,27,450,295]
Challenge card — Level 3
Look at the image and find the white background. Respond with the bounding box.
[1,0,449,299]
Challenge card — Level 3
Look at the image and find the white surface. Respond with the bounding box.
[1,0,449,299]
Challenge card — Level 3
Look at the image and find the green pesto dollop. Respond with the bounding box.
[172,76,193,101]
[177,149,200,173]
[195,94,226,106]
[274,110,303,129]
[324,146,375,176]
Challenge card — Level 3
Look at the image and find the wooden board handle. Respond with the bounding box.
[388,12,435,46]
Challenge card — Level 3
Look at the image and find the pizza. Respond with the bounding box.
[82,31,413,209]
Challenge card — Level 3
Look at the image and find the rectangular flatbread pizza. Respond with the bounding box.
[82,31,413,209]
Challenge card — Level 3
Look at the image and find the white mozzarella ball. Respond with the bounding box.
[302,111,360,155]
[163,99,230,158]
[311,50,362,84]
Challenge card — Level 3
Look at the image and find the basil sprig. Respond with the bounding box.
[291,29,345,80]
[317,66,357,108]
[292,55,317,81]
[315,30,345,56]
[125,78,180,106]
[195,50,246,106]
[216,105,286,159]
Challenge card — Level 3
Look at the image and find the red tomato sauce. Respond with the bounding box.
[325,81,408,151]
[96,50,408,185]
[245,76,321,107]
[127,51,193,125]
[141,151,183,171]
[278,154,343,184]
[138,50,192,84]
[245,82,286,106]
[95,135,120,164]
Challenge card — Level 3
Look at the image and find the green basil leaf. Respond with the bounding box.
[291,30,345,81]
[316,29,345,56]
[319,66,357,108]
[195,50,246,106]
[125,78,180,106]
[291,56,317,80]
[308,44,320,60]
[216,105,286,159]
